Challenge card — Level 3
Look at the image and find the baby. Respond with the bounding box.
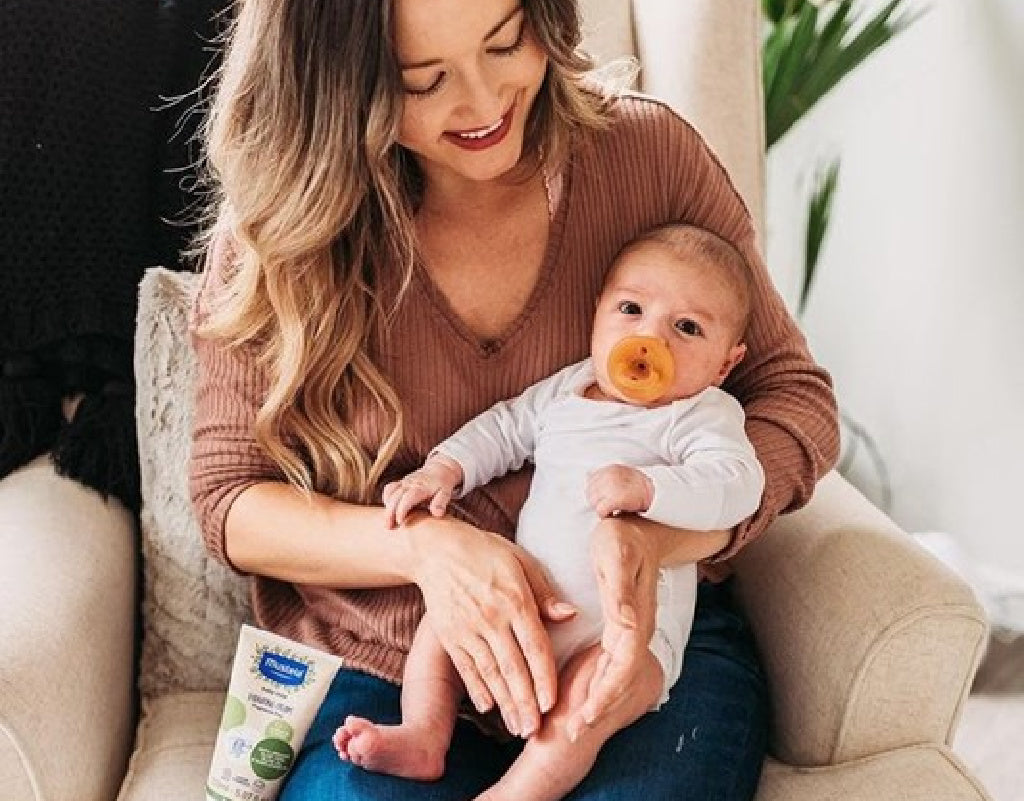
[334,223,765,801]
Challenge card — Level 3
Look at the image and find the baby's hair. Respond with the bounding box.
[614,223,753,340]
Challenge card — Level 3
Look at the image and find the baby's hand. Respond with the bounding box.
[585,465,654,518]
[381,455,464,528]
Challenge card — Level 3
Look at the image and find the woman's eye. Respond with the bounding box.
[675,319,703,337]
[404,73,446,99]
[489,24,526,57]
[617,300,642,315]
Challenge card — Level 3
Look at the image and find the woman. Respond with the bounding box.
[189,1,840,799]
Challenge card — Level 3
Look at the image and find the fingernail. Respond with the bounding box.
[539,691,553,713]
[619,603,636,625]
[551,601,575,616]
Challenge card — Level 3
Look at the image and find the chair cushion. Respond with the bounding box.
[114,693,991,801]
[115,692,222,801]
[0,455,135,801]
[756,748,990,801]
[135,267,251,700]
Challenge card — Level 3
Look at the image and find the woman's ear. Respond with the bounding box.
[715,342,747,385]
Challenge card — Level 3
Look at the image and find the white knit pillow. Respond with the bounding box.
[134,267,252,699]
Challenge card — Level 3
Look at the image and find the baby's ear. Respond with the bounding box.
[715,343,747,384]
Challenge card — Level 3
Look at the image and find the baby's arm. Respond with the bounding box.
[383,367,571,525]
[586,391,764,531]
[640,390,764,531]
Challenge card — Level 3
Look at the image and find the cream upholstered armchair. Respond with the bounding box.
[0,2,992,800]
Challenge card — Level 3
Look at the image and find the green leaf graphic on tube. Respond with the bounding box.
[251,738,294,780]
[220,695,246,732]
[265,718,294,743]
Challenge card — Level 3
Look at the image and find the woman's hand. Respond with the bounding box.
[408,515,575,739]
[565,514,661,741]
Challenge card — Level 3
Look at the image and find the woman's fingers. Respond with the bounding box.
[448,644,494,714]
[515,550,575,713]
[462,634,522,736]
[594,540,640,631]
[581,625,641,725]
[511,615,557,714]
[519,549,576,624]
[567,649,611,741]
[413,523,562,738]
[577,517,661,729]
[484,627,541,736]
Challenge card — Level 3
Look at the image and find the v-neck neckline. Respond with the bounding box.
[413,154,573,361]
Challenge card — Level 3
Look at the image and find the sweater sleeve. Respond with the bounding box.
[188,231,284,572]
[639,391,765,532]
[657,103,841,562]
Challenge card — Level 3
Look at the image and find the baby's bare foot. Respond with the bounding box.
[333,715,446,781]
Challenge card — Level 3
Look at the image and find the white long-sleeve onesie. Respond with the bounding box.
[435,358,764,705]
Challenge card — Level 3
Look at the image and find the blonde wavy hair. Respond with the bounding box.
[195,0,610,503]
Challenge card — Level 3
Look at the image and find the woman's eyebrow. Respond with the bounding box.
[400,5,523,71]
[484,5,524,41]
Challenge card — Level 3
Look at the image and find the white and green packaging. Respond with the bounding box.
[206,624,343,801]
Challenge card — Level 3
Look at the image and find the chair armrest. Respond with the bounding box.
[731,471,989,767]
[0,457,136,801]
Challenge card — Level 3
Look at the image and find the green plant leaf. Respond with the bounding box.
[764,0,921,148]
[763,0,807,25]
[763,0,787,24]
[766,3,819,143]
[800,159,841,316]
[762,22,788,93]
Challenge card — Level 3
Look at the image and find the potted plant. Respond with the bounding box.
[762,0,920,509]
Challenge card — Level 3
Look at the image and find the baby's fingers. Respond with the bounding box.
[382,489,403,529]
[381,481,401,506]
[586,483,615,518]
[429,486,452,518]
[394,485,430,526]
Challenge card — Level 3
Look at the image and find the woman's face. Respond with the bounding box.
[394,0,549,186]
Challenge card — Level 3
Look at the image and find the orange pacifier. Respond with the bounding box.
[606,336,675,404]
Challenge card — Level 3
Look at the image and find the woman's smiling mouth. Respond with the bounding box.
[443,103,514,150]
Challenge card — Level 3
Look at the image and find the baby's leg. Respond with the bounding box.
[474,642,663,801]
[334,620,461,781]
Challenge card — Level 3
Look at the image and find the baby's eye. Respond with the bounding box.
[617,300,642,315]
[675,318,703,337]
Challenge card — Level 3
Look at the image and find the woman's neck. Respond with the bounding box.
[417,157,544,224]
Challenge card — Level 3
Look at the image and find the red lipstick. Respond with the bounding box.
[443,103,514,151]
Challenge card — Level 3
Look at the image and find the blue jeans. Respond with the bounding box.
[279,578,769,801]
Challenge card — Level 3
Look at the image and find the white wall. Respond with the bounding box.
[766,0,1024,572]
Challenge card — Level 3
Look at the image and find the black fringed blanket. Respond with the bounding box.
[0,0,227,512]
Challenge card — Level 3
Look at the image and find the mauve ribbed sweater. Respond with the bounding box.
[189,94,839,684]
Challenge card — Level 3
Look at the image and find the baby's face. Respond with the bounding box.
[591,241,747,406]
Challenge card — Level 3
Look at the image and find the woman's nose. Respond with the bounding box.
[453,61,503,121]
